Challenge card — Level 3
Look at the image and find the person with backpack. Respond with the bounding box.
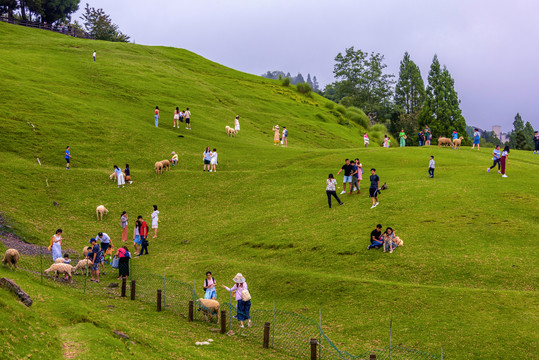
[222,273,252,328]
[203,271,217,300]
[116,246,131,280]
[89,238,103,283]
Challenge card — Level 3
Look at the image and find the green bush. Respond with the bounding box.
[335,104,346,115]
[315,113,328,122]
[281,77,290,87]
[370,124,386,132]
[346,106,363,115]
[324,101,335,110]
[296,82,312,94]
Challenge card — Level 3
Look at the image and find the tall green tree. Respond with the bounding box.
[312,76,319,92]
[395,51,425,114]
[418,55,468,142]
[81,3,129,42]
[513,113,524,132]
[330,47,395,116]
[0,0,18,18]
[523,121,535,149]
[39,0,79,24]
[508,113,526,148]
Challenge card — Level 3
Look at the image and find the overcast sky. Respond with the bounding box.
[75,0,539,132]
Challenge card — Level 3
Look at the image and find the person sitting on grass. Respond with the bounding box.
[170,151,178,166]
[383,227,398,254]
[367,224,384,250]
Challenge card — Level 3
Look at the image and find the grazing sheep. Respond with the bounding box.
[109,171,126,181]
[54,258,65,264]
[160,160,170,171]
[196,298,220,323]
[72,259,92,275]
[2,249,20,271]
[44,263,73,283]
[225,126,235,137]
[438,137,452,147]
[155,161,163,174]
[452,136,464,149]
[96,205,109,220]
[82,246,92,258]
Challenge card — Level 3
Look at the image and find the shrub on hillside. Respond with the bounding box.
[296,82,312,94]
[324,101,335,110]
[315,113,328,122]
[346,106,363,115]
[282,77,290,87]
[370,124,386,132]
[335,104,347,115]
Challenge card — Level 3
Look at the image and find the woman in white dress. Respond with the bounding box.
[51,229,63,261]
[151,205,159,238]
[234,115,240,134]
[210,148,218,172]
[114,165,125,188]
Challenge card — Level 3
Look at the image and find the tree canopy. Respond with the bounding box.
[81,3,129,42]
[395,52,425,114]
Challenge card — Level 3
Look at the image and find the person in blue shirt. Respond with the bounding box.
[487,145,501,173]
[452,131,458,140]
[65,146,71,170]
[472,129,480,150]
[369,168,380,209]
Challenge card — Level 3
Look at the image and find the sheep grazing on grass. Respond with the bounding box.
[96,205,108,220]
[161,160,170,171]
[196,298,220,323]
[72,259,92,275]
[155,161,163,174]
[82,246,92,258]
[452,136,464,149]
[438,137,452,147]
[54,258,65,264]
[2,249,20,271]
[44,263,73,283]
[225,126,235,137]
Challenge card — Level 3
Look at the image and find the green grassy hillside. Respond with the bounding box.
[0,22,537,359]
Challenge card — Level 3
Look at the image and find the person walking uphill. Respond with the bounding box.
[222,273,252,328]
[325,174,344,208]
[369,168,380,209]
[488,145,501,173]
[65,146,72,169]
[154,106,160,127]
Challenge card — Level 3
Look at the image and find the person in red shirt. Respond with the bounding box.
[138,215,149,256]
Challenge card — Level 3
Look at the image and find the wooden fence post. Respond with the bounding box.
[130,280,136,300]
[310,338,317,360]
[370,355,377,360]
[157,290,162,312]
[263,322,270,348]
[220,310,226,334]
[121,278,126,297]
[188,300,194,322]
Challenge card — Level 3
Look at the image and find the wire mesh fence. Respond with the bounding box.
[2,243,442,360]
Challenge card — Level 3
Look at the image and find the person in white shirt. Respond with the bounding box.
[326,174,344,208]
[96,232,111,274]
[428,156,435,178]
[210,148,218,172]
[92,50,96,62]
[184,108,192,130]
[151,205,159,238]
[234,116,240,134]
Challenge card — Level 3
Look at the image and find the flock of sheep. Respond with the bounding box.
[438,136,464,149]
[155,159,171,174]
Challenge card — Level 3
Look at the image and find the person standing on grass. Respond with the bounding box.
[138,215,149,256]
[473,129,481,149]
[452,130,459,141]
[272,125,280,145]
[428,156,435,178]
[151,205,159,238]
[282,126,288,147]
[204,271,217,300]
[50,229,63,261]
[124,164,132,184]
[173,107,180,128]
[355,158,363,191]
[399,129,406,147]
[120,211,128,242]
[336,159,354,194]
[203,147,211,171]
[116,246,131,280]
[383,135,389,148]
[114,165,125,188]
[89,238,102,283]
[326,173,344,208]
[487,145,501,173]
[96,232,112,275]
[154,106,160,127]
[210,148,218,172]
[533,131,539,154]
[367,224,383,250]
[418,131,424,146]
[500,145,509,178]
[65,146,71,169]
[222,273,252,328]
[179,109,185,123]
[350,161,360,195]
[92,50,96,62]
[184,107,191,129]
[369,168,380,209]
[133,218,142,255]
[363,132,369,147]
[425,126,432,146]
[234,115,240,134]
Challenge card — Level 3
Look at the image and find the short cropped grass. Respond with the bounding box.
[0,22,537,359]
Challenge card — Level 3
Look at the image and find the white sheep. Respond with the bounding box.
[96,205,109,220]
[54,258,65,264]
[44,263,74,283]
[196,298,220,323]
[2,249,20,271]
[72,259,92,275]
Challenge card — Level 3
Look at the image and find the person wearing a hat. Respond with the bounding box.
[222,273,252,328]
[272,125,280,145]
[170,151,178,166]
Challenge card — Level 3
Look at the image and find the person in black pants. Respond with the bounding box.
[326,173,344,208]
[488,145,501,173]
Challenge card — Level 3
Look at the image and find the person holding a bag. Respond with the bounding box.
[222,273,252,328]
[115,246,131,280]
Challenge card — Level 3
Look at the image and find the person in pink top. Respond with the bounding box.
[222,273,252,328]
[154,106,159,127]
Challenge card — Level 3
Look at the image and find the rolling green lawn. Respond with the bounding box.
[0,22,537,359]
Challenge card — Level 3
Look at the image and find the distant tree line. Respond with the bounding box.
[507,113,535,150]
[262,71,319,91]
[0,1,129,42]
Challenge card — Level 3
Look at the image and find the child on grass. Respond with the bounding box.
[428,156,435,178]
[204,271,217,300]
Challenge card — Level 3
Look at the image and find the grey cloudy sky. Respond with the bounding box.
[76,0,539,132]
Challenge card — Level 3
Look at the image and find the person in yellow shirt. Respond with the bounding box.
[170,151,178,166]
